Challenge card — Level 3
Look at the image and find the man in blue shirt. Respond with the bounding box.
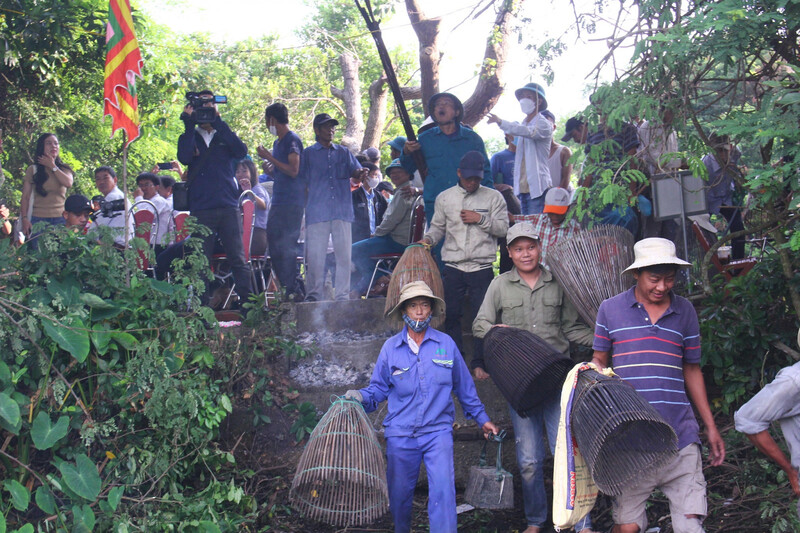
[300,113,367,301]
[177,90,251,305]
[257,103,305,300]
[491,133,516,187]
[400,92,493,224]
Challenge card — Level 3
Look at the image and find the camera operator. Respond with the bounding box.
[91,166,133,247]
[177,89,252,305]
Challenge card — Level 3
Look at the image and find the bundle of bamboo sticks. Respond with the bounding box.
[290,398,389,526]
[384,244,445,328]
[547,225,636,325]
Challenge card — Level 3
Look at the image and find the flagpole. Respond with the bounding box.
[122,130,132,286]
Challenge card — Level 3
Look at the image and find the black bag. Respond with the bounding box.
[172,181,190,211]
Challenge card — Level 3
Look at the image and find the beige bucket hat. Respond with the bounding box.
[386,281,445,323]
[622,237,691,274]
[506,222,540,246]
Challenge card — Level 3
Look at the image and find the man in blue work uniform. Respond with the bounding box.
[346,281,499,533]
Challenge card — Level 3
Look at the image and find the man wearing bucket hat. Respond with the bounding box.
[345,281,499,533]
[473,222,596,533]
[400,92,493,226]
[487,82,553,215]
[420,150,508,370]
[591,238,725,533]
[735,327,800,501]
[511,187,580,266]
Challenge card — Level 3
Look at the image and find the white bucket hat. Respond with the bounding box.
[622,238,691,274]
[386,281,445,323]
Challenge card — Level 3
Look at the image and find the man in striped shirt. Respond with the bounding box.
[591,238,725,533]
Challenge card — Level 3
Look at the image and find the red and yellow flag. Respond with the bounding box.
[103,0,143,147]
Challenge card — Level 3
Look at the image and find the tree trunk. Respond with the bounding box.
[406,0,440,116]
[462,0,524,127]
[330,51,364,153]
[363,75,389,150]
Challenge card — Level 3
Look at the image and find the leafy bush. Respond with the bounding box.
[0,225,255,531]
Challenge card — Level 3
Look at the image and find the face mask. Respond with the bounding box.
[403,313,432,333]
[519,98,537,115]
[366,176,380,189]
[268,125,278,136]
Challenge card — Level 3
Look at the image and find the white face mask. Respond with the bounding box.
[519,98,537,115]
[366,176,380,189]
[268,125,278,136]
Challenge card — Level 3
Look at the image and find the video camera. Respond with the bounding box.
[90,195,126,220]
[185,92,228,123]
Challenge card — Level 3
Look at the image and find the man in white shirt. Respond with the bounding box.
[91,166,134,247]
[487,83,553,214]
[133,172,171,250]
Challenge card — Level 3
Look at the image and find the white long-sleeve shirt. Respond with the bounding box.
[499,113,553,198]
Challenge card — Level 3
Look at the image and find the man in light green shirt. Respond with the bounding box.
[471,222,595,533]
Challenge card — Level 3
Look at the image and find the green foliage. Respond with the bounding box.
[0,224,259,530]
[285,401,319,442]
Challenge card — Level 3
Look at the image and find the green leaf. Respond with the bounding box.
[0,509,5,533]
[3,479,29,511]
[90,306,124,320]
[107,485,123,511]
[110,331,137,350]
[0,393,21,434]
[164,350,184,373]
[0,362,10,387]
[43,318,90,362]
[220,395,232,413]
[197,522,221,533]
[72,504,95,533]
[35,486,56,514]
[59,454,101,501]
[91,325,112,355]
[31,412,70,450]
[80,293,114,309]
[47,277,80,307]
[13,525,32,533]
[148,278,175,295]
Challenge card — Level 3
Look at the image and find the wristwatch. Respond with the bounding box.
[51,166,59,172]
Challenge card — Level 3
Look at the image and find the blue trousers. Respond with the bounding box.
[510,397,593,530]
[386,430,457,533]
[518,189,548,215]
[351,234,406,294]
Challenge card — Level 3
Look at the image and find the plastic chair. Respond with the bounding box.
[365,195,425,296]
[130,200,160,275]
[692,221,757,281]
[173,212,190,242]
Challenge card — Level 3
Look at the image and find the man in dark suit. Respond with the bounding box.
[351,162,388,243]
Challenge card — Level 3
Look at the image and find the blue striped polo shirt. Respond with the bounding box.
[593,287,701,449]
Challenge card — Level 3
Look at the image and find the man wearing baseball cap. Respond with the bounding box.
[420,150,508,370]
[300,113,368,301]
[62,194,93,231]
[487,82,553,215]
[511,187,580,266]
[473,222,595,533]
[592,238,724,533]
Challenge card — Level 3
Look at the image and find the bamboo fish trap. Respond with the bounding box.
[384,244,445,327]
[290,398,389,526]
[483,326,574,416]
[546,225,636,326]
[570,369,678,495]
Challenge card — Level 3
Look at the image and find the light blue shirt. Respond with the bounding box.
[359,326,490,437]
[365,188,376,234]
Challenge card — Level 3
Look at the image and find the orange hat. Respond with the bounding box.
[543,187,570,215]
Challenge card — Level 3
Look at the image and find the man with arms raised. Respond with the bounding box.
[591,238,725,533]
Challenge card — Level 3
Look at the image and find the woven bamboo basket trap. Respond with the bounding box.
[289,398,389,526]
[483,326,574,416]
[571,369,678,495]
[384,244,445,328]
[547,225,636,326]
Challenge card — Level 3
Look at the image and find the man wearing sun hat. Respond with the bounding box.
[735,327,800,500]
[473,222,595,533]
[487,82,553,215]
[591,238,725,533]
[511,187,580,266]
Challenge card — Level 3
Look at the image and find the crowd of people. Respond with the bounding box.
[4,82,788,533]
